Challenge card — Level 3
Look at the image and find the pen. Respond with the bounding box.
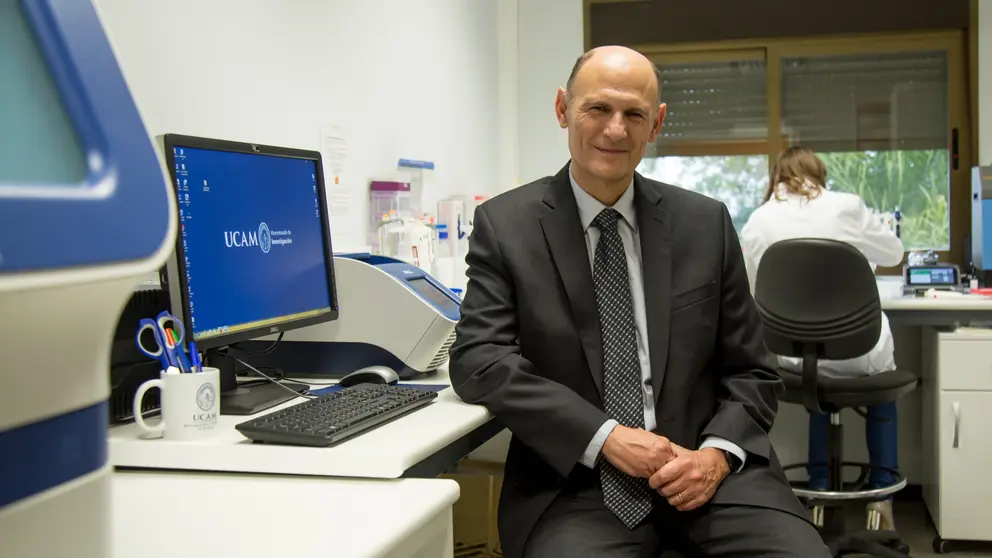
[168,329,192,373]
[161,329,183,372]
[188,341,201,373]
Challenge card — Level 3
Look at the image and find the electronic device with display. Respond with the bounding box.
[158,133,339,414]
[903,264,961,294]
[239,253,460,380]
[971,165,992,285]
[1,1,175,556]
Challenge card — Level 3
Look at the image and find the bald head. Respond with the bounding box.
[566,46,663,104]
[554,45,667,204]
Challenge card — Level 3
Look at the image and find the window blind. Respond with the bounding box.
[655,59,768,148]
[781,51,948,152]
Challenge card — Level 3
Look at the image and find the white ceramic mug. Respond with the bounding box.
[133,367,220,440]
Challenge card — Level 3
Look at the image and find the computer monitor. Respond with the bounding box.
[159,133,339,414]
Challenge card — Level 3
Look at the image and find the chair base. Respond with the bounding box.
[824,529,911,557]
[812,502,911,557]
[785,414,911,556]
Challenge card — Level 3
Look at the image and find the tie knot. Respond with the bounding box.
[593,208,621,232]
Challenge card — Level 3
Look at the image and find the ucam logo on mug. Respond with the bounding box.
[132,367,221,441]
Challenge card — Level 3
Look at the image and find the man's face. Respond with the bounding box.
[556,55,666,185]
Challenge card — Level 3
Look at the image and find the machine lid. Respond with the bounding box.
[0,0,172,272]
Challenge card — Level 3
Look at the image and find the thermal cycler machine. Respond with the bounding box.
[240,253,460,379]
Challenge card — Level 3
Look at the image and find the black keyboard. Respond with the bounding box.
[235,383,437,447]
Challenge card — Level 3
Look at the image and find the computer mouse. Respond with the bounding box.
[338,365,400,387]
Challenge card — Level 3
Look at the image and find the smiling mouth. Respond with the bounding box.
[594,146,627,155]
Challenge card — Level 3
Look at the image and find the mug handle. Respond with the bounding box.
[133,379,165,435]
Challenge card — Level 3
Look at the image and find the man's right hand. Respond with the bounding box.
[600,425,676,478]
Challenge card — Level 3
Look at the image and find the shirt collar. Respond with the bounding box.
[567,163,637,232]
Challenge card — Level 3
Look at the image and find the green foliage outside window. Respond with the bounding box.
[638,149,949,251]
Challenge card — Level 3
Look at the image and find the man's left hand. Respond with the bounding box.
[648,444,730,511]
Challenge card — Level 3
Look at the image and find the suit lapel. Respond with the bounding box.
[634,176,672,403]
[540,164,604,398]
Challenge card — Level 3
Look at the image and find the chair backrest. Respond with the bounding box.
[754,238,881,360]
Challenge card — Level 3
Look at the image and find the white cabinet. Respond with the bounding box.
[922,328,992,544]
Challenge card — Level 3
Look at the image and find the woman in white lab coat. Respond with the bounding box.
[740,146,905,529]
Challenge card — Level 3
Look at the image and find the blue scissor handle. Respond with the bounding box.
[135,318,174,369]
[155,311,184,346]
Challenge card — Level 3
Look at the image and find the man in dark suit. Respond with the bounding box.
[448,46,830,557]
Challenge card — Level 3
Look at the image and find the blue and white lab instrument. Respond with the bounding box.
[971,166,992,286]
[0,1,175,556]
[241,253,460,379]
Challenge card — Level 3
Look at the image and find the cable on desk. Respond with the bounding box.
[284,377,339,386]
[232,357,317,400]
[231,332,284,356]
[258,365,285,380]
[226,344,339,388]
[240,364,286,382]
[227,345,287,382]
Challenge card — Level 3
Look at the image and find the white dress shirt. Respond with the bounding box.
[569,167,746,470]
[739,186,905,376]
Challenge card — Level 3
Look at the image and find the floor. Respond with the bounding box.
[840,500,991,557]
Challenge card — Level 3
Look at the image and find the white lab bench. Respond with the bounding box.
[920,326,992,550]
[109,366,502,558]
[880,287,992,326]
[112,470,460,558]
[108,366,499,479]
[881,293,992,550]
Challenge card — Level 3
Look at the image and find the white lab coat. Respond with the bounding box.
[740,186,905,377]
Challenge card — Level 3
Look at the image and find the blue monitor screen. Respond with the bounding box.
[171,145,332,342]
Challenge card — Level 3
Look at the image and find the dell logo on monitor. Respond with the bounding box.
[251,145,259,153]
[269,326,280,333]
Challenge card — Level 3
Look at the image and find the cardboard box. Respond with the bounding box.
[441,459,504,557]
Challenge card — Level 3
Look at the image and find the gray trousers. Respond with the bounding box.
[523,485,831,558]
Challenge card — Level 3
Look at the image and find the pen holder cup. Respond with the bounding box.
[132,367,220,441]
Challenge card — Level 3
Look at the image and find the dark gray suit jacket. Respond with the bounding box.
[449,164,808,558]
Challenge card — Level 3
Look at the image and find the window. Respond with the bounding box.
[636,33,970,263]
[638,155,768,232]
[639,54,769,232]
[651,57,767,147]
[819,150,949,250]
[781,51,950,250]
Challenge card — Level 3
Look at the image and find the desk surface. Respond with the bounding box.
[109,367,497,478]
[112,470,459,558]
[882,295,992,311]
[880,294,992,326]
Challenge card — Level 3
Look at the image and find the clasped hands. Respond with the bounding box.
[601,425,730,512]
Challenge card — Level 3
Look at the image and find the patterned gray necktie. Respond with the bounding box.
[592,208,653,529]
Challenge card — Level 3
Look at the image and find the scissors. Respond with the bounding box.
[135,311,191,372]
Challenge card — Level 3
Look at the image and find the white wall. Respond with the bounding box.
[515,0,584,186]
[980,0,992,165]
[492,0,584,192]
[496,0,520,193]
[94,0,500,252]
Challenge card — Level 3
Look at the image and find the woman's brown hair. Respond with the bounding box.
[763,146,828,202]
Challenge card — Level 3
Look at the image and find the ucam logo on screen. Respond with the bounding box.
[224,222,292,253]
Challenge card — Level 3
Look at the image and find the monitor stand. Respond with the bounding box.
[205,350,308,416]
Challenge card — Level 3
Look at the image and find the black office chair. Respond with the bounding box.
[754,238,917,558]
